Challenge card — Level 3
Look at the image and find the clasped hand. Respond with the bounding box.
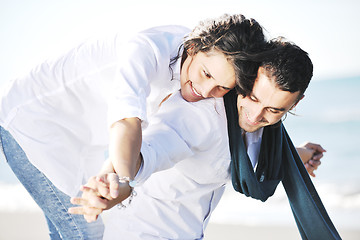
[297,142,326,177]
[68,173,132,222]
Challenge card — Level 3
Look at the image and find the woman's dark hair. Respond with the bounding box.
[170,14,267,92]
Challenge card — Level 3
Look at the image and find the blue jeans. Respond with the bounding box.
[0,126,104,239]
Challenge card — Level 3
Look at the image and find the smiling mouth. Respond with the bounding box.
[192,86,202,97]
[189,81,202,97]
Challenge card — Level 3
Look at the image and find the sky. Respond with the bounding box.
[0,0,359,86]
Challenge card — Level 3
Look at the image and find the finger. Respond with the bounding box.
[83,206,103,216]
[87,196,109,209]
[68,206,87,215]
[96,184,112,200]
[75,205,103,217]
[312,153,324,161]
[70,197,88,206]
[80,185,101,197]
[316,145,327,153]
[303,142,321,151]
[69,206,102,216]
[80,185,95,193]
[304,163,316,177]
[84,214,99,223]
[83,180,112,200]
[95,176,109,187]
[309,143,326,153]
[96,175,105,183]
[305,162,315,171]
[68,205,103,216]
[108,173,120,198]
[79,187,111,210]
[94,176,113,200]
[85,176,98,187]
[308,159,321,170]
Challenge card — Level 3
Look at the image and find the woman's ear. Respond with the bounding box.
[186,43,196,56]
[187,48,194,56]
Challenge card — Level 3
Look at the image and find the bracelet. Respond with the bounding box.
[117,176,137,209]
[118,176,137,188]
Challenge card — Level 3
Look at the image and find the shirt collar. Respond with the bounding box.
[242,127,264,145]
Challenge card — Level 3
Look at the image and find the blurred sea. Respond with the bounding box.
[1,76,359,231]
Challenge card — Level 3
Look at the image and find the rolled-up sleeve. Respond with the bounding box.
[107,36,158,127]
[107,26,190,128]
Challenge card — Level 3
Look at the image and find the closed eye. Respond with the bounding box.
[203,70,212,79]
[268,108,285,114]
[249,95,258,102]
[268,108,281,114]
[220,86,231,91]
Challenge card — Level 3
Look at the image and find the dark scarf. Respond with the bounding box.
[224,90,341,240]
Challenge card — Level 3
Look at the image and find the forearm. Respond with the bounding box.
[109,117,142,179]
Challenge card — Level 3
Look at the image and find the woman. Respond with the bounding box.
[0,14,271,239]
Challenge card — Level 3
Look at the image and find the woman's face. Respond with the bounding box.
[180,50,236,102]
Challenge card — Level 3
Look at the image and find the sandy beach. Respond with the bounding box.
[1,210,359,240]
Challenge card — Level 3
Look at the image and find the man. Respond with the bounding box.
[69,39,338,239]
[223,39,340,239]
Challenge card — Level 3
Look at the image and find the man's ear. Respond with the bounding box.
[290,94,305,110]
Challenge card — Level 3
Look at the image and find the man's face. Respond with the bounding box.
[237,67,301,132]
[180,50,236,102]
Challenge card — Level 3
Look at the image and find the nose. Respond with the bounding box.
[200,83,217,98]
[248,106,264,123]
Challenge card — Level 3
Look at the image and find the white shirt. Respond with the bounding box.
[0,25,190,196]
[244,128,264,169]
[105,91,231,240]
[104,91,264,240]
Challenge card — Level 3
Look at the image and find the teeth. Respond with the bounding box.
[192,86,202,97]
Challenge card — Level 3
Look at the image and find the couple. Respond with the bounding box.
[0,14,338,239]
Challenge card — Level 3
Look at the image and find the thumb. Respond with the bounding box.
[107,173,120,199]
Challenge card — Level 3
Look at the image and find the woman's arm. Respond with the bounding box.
[93,117,143,201]
[69,93,222,220]
[108,117,142,179]
[77,117,142,205]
